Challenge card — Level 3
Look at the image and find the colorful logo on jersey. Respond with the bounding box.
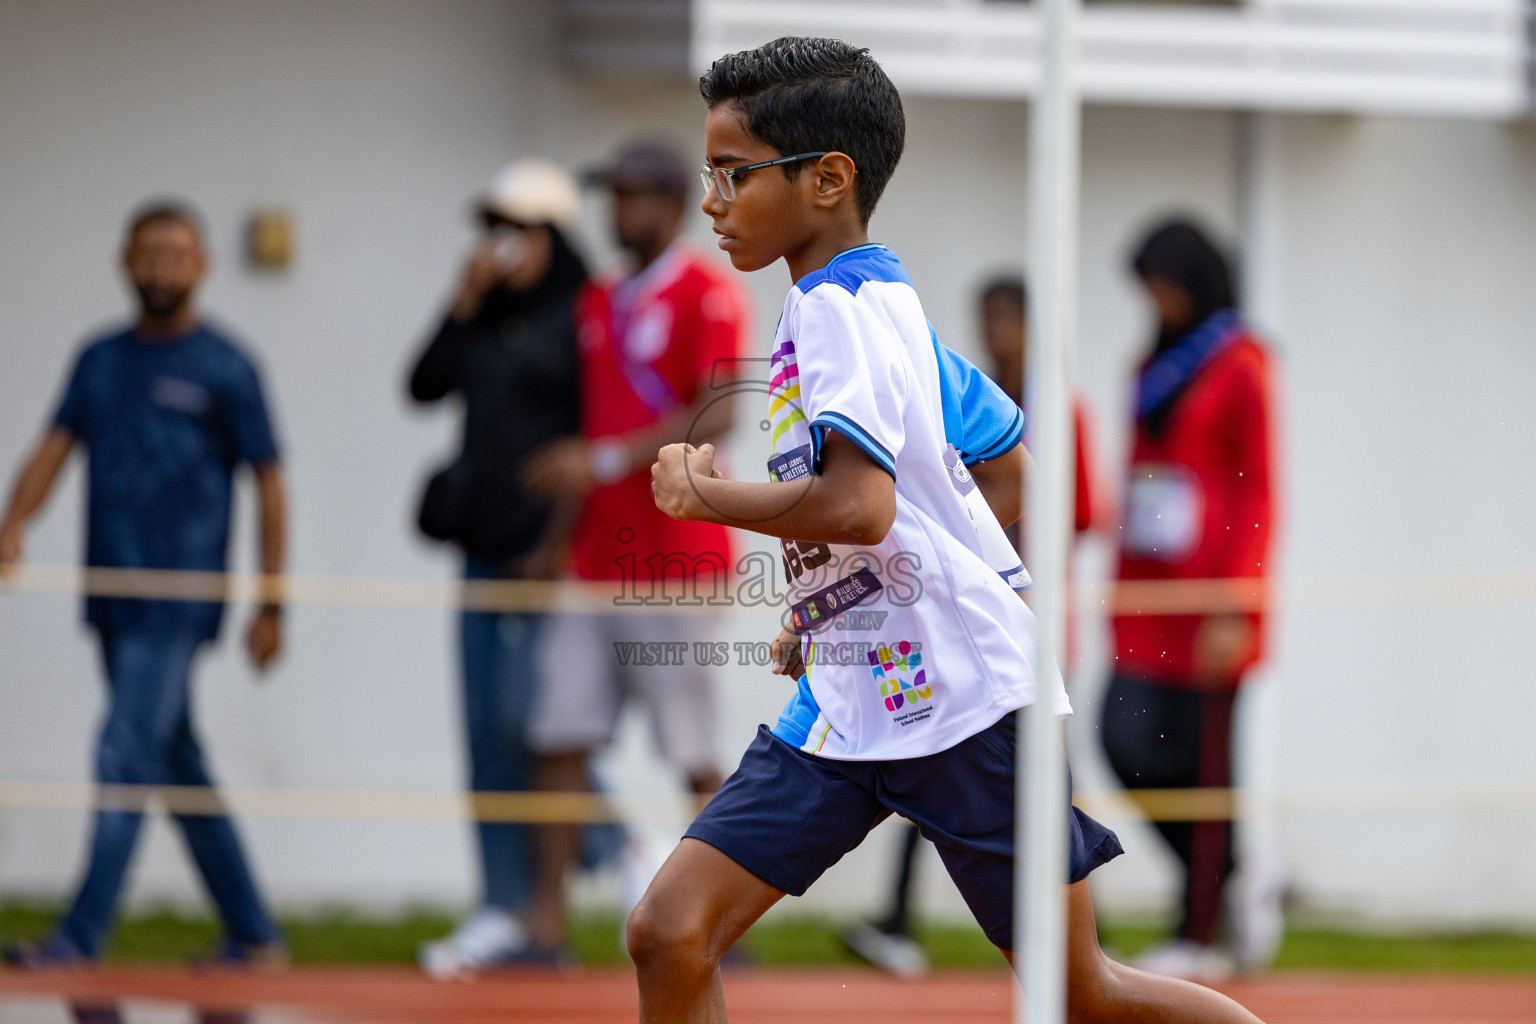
[868,641,932,712]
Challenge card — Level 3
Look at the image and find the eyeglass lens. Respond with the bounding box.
[699,166,735,202]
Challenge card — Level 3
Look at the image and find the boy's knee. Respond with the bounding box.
[626,894,716,975]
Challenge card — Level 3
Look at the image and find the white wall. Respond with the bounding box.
[1243,113,1536,924]
[1,0,1534,928]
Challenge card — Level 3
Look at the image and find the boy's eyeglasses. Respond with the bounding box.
[699,152,829,202]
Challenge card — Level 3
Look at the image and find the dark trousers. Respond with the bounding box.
[1099,673,1236,946]
[60,630,278,958]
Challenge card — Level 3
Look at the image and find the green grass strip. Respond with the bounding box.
[2,903,1533,973]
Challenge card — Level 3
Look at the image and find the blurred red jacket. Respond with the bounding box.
[1112,332,1277,689]
[1072,400,1099,535]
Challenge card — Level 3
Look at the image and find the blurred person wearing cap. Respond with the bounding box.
[1101,218,1279,981]
[0,202,286,968]
[521,139,748,955]
[407,159,593,975]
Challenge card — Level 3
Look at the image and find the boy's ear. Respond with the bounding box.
[808,152,858,211]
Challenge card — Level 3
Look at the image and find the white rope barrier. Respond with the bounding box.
[1,778,1531,824]
[6,564,1536,614]
[4,563,1533,826]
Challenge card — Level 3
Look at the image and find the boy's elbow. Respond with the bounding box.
[840,497,896,547]
[848,519,892,547]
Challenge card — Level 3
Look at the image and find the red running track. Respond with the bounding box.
[1,967,1533,1023]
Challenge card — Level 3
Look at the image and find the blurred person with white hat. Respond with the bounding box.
[407,158,591,975]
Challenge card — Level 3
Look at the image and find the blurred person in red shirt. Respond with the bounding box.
[1101,219,1277,980]
[840,274,1104,976]
[521,140,746,955]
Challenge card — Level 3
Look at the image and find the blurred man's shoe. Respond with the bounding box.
[68,1003,124,1024]
[839,921,930,977]
[195,937,289,972]
[1230,867,1285,973]
[620,832,672,921]
[2,934,89,970]
[614,831,674,957]
[419,907,534,978]
[1135,939,1235,982]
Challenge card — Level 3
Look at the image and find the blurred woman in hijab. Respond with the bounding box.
[1102,218,1280,980]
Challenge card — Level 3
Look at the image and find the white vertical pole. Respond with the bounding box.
[1238,111,1283,333]
[1017,0,1080,1023]
[1232,109,1287,972]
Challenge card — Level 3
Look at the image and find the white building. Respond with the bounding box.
[1,0,1534,929]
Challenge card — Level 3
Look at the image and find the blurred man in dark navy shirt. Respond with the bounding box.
[0,202,286,966]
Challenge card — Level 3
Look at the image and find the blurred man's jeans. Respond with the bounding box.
[461,559,541,912]
[60,629,279,958]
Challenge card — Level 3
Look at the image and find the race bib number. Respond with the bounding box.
[781,537,832,584]
[770,441,884,633]
[1123,463,1202,561]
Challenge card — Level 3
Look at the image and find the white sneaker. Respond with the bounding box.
[1134,939,1235,982]
[1230,865,1286,972]
[620,831,672,920]
[418,906,529,979]
[839,922,930,978]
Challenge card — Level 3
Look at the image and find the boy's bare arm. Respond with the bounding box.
[651,430,895,547]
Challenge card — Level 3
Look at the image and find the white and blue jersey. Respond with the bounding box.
[766,244,1070,761]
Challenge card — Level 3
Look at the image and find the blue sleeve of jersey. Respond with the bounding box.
[931,334,1025,464]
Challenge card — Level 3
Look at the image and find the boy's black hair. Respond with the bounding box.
[125,199,205,243]
[699,36,905,223]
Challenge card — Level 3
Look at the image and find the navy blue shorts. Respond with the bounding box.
[684,714,1123,951]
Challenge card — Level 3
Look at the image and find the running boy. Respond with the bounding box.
[638,36,1264,1024]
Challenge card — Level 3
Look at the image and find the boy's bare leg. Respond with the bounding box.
[628,838,784,1024]
[1060,880,1264,1024]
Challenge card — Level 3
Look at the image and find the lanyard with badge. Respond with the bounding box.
[944,444,1032,592]
[610,258,682,417]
